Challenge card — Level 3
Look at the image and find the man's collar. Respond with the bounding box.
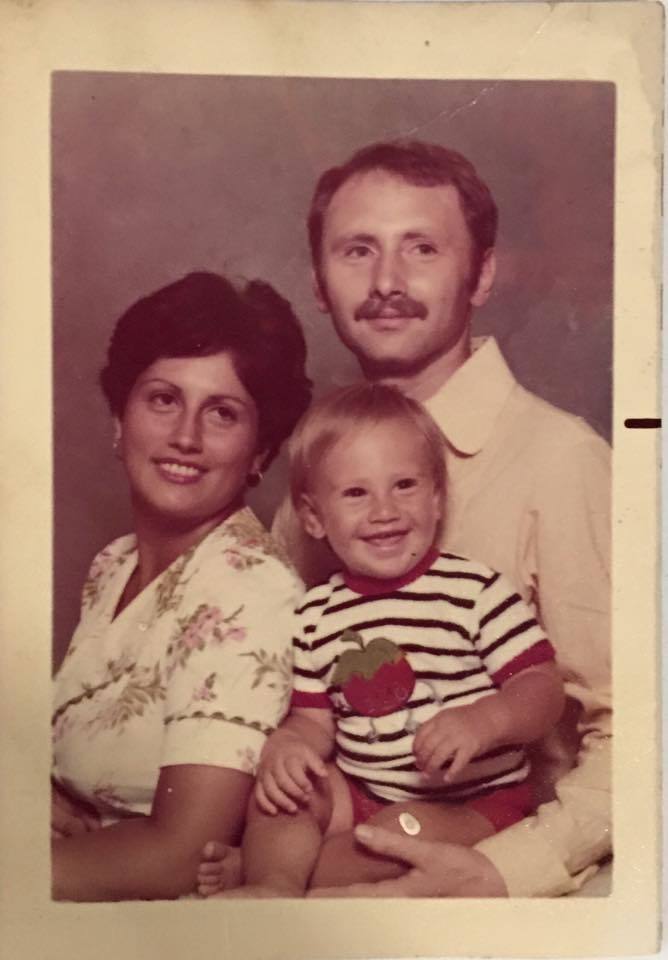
[424,337,516,456]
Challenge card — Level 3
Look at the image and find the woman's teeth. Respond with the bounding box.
[159,462,202,478]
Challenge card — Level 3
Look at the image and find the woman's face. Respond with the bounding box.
[116,352,262,533]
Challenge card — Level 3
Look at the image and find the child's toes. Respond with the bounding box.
[198,879,224,898]
[201,840,227,861]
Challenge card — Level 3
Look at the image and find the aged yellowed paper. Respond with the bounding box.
[0,1,661,957]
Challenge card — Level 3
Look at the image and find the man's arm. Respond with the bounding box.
[474,430,611,896]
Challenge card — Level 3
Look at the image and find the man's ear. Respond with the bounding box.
[311,267,329,314]
[470,249,496,308]
[298,493,327,540]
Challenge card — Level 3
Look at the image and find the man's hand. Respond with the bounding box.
[256,729,328,815]
[308,825,508,898]
[51,787,101,839]
[413,701,500,781]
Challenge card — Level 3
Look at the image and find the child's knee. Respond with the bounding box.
[366,801,418,836]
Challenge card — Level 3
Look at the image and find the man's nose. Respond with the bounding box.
[168,407,203,452]
[371,250,405,298]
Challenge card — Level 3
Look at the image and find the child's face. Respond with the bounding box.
[301,419,442,579]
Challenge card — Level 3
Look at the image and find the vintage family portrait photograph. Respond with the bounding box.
[0,2,662,958]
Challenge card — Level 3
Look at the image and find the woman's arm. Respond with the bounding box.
[52,764,252,901]
[51,781,101,839]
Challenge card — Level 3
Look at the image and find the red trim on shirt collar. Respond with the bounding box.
[343,546,440,596]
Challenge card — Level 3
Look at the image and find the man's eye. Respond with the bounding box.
[342,486,367,498]
[396,477,418,490]
[344,245,372,259]
[412,242,437,256]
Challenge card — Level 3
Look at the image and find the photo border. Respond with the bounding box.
[0,2,661,958]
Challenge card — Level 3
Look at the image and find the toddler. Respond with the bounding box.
[201,383,564,896]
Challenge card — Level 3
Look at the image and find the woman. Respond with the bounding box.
[51,271,311,900]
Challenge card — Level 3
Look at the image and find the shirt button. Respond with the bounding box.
[138,622,148,632]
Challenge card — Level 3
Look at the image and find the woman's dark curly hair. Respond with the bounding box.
[100,271,312,471]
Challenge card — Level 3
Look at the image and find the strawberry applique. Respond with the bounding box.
[332,629,415,717]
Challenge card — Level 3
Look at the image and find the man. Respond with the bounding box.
[284,140,611,898]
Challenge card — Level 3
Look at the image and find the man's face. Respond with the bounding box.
[315,170,494,378]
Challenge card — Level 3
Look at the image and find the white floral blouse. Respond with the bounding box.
[52,507,301,824]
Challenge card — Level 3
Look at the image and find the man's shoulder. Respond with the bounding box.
[509,383,609,457]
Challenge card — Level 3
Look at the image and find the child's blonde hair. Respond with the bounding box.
[289,382,447,507]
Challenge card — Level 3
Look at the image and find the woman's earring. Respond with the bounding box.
[113,436,122,459]
[246,470,263,488]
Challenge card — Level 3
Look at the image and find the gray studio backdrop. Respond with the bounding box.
[52,74,614,665]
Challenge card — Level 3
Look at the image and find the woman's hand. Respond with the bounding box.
[51,785,101,839]
[255,729,328,815]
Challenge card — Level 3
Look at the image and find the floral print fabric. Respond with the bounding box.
[52,507,300,823]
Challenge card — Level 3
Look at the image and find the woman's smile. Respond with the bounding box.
[153,457,208,484]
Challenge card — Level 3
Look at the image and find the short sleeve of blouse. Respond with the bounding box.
[159,518,302,776]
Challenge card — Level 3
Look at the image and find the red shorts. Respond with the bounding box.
[345,776,534,833]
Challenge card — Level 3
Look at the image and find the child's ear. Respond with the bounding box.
[298,494,327,540]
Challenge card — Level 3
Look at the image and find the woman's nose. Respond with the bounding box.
[371,250,405,298]
[168,408,203,452]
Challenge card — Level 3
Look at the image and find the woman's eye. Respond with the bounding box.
[211,405,238,425]
[148,391,176,409]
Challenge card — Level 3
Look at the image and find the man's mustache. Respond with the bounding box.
[355,295,428,322]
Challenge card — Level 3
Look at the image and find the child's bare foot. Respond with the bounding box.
[197,842,242,897]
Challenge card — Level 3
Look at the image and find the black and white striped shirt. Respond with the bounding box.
[291,550,553,804]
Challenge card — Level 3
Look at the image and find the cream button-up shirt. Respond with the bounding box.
[426,337,611,897]
[273,336,611,897]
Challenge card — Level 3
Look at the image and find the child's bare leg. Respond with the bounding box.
[218,763,353,898]
[230,795,325,898]
[309,799,495,890]
[197,765,352,897]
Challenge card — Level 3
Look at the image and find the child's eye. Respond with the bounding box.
[396,477,418,490]
[342,486,367,499]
